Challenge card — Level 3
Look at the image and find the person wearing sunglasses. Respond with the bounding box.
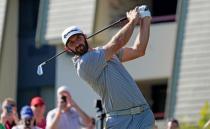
[46,86,93,129]
[12,106,41,129]
[1,98,19,129]
[30,97,46,129]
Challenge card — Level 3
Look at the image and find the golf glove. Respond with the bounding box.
[138,5,151,18]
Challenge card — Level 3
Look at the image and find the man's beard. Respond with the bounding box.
[71,41,89,56]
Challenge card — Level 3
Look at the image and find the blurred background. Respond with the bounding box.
[0,0,210,128]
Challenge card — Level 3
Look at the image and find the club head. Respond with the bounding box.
[37,62,46,76]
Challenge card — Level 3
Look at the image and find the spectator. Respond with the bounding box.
[0,98,19,129]
[46,86,93,129]
[12,105,41,129]
[167,118,179,129]
[30,97,46,129]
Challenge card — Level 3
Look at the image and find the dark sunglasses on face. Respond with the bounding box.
[34,105,39,108]
[34,104,44,108]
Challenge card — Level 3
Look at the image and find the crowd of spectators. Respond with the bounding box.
[0,86,95,129]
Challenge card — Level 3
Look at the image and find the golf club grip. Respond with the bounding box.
[87,17,127,39]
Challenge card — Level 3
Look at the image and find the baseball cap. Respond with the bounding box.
[61,26,84,46]
[57,86,70,96]
[31,97,45,106]
[21,105,33,119]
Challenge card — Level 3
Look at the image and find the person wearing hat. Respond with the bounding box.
[12,106,41,129]
[46,86,93,129]
[30,97,46,129]
[61,6,154,129]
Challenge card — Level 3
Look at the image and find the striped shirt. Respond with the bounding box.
[73,47,148,112]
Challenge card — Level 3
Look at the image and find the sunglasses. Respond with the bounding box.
[33,103,44,107]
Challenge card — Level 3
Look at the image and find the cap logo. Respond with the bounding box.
[64,29,79,39]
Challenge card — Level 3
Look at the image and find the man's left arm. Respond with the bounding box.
[120,14,152,62]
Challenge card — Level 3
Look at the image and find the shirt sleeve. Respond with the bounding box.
[116,48,124,62]
[78,48,107,81]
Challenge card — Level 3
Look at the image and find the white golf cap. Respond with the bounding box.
[61,26,84,46]
[57,85,70,96]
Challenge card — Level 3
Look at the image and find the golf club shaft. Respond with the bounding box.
[87,17,127,39]
[44,49,68,64]
[40,16,127,65]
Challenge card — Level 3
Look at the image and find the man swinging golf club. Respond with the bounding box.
[62,5,154,129]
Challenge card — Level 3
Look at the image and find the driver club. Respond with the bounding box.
[37,16,127,76]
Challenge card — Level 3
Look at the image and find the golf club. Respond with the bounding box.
[37,16,127,76]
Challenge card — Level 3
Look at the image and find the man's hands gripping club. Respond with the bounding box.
[138,5,151,18]
[120,5,151,62]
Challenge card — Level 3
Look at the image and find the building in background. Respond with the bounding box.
[0,0,210,128]
[167,0,210,123]
[0,0,55,113]
[0,0,17,104]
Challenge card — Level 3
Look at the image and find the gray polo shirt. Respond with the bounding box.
[73,47,148,112]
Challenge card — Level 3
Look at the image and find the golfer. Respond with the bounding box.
[62,6,154,129]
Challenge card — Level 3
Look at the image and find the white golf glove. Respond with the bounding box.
[138,5,151,18]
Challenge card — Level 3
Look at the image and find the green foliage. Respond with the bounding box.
[180,123,199,129]
[179,101,210,129]
[198,101,210,128]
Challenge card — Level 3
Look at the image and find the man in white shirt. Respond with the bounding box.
[46,86,93,129]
